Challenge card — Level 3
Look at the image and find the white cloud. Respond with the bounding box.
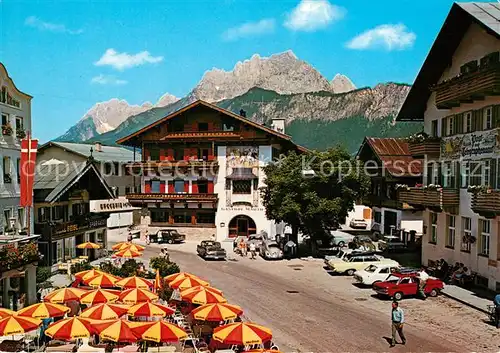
[25,16,83,34]
[284,0,345,32]
[91,74,128,85]
[346,24,416,51]
[94,49,164,71]
[222,19,276,41]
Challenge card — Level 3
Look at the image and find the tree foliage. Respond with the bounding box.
[260,147,370,241]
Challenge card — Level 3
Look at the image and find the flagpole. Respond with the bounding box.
[25,131,31,236]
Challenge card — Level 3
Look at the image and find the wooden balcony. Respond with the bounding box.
[126,160,218,171]
[471,190,500,218]
[35,216,108,241]
[397,187,460,212]
[160,131,242,140]
[432,64,500,109]
[126,193,218,203]
[361,195,406,210]
[408,138,441,158]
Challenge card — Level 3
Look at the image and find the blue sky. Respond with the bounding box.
[0,0,485,142]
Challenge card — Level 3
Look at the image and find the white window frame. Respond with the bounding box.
[461,161,470,187]
[1,113,9,126]
[430,212,438,243]
[484,107,493,130]
[446,215,455,248]
[483,160,491,187]
[465,111,472,133]
[479,219,490,256]
[461,217,471,252]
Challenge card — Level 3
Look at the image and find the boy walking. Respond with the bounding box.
[391,301,406,347]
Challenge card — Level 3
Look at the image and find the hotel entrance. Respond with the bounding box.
[228,215,256,238]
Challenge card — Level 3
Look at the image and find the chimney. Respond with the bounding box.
[94,142,102,153]
[271,118,285,134]
[239,109,247,118]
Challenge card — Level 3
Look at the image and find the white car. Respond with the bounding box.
[353,264,400,286]
[324,249,379,266]
[349,218,368,229]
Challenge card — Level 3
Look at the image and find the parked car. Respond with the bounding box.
[351,235,376,251]
[327,255,399,276]
[349,219,368,229]
[197,241,227,260]
[372,272,445,300]
[247,233,266,249]
[324,249,379,266]
[259,240,283,260]
[153,229,186,244]
[329,230,356,247]
[378,235,408,252]
[353,264,400,286]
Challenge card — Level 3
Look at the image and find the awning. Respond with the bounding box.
[226,168,258,180]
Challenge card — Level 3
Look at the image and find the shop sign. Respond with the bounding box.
[220,207,264,212]
[441,129,500,158]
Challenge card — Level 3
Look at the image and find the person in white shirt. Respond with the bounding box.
[249,242,257,259]
[417,267,429,293]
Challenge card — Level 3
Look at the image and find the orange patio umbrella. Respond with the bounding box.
[85,273,121,288]
[17,302,70,319]
[116,276,153,289]
[94,319,139,343]
[114,248,142,258]
[76,242,101,249]
[138,321,188,343]
[80,289,120,305]
[213,322,272,345]
[153,270,162,293]
[44,288,88,303]
[45,317,95,340]
[0,316,41,336]
[128,302,175,318]
[169,276,209,291]
[119,288,158,305]
[181,285,223,296]
[191,303,243,322]
[80,303,129,320]
[74,269,105,281]
[0,308,15,319]
[180,286,226,305]
[112,242,145,252]
[164,272,202,284]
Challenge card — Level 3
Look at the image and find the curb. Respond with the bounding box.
[441,291,489,314]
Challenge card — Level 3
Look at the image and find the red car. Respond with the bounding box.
[373,272,444,300]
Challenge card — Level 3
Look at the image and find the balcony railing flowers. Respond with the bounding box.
[0,243,40,271]
[423,184,442,191]
[467,185,491,193]
[16,128,26,139]
[395,184,410,191]
[1,124,13,136]
[406,132,441,144]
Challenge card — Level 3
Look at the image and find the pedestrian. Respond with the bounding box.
[249,242,257,259]
[239,239,247,257]
[493,292,500,328]
[416,267,429,299]
[285,239,297,260]
[145,229,150,245]
[390,301,406,347]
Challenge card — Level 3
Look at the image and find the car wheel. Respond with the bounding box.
[346,269,355,276]
[338,241,345,248]
[167,239,174,244]
[429,288,439,297]
[393,292,403,301]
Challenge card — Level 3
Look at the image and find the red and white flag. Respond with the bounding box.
[20,136,38,207]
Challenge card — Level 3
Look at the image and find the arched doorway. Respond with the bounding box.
[228,215,256,238]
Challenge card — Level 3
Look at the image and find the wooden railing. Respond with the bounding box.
[432,64,500,109]
[471,190,500,218]
[398,187,460,210]
[126,193,218,202]
[408,138,441,158]
[34,216,108,238]
[125,160,218,168]
[361,195,403,209]
[161,131,242,139]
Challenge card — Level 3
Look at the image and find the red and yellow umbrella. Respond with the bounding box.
[76,242,101,249]
[169,276,209,291]
[17,302,70,319]
[164,272,201,284]
[138,321,188,343]
[180,286,226,305]
[94,319,139,343]
[153,270,162,293]
[74,269,105,281]
[112,242,145,252]
[128,302,175,318]
[116,276,153,289]
[191,303,243,322]
[0,308,15,319]
[44,288,88,303]
[45,317,95,340]
[0,316,41,336]
[119,288,158,305]
[213,323,272,345]
[80,303,129,320]
[246,350,283,353]
[114,248,142,258]
[85,273,121,288]
[80,289,120,305]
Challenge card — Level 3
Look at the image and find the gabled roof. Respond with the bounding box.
[397,2,500,121]
[357,137,422,177]
[0,62,33,99]
[39,141,140,162]
[116,99,307,151]
[34,160,114,203]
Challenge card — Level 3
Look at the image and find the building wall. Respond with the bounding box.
[0,64,32,232]
[421,22,500,290]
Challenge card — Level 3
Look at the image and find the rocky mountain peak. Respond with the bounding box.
[331,74,356,94]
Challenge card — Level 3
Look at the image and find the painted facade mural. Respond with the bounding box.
[225,146,259,175]
[441,128,500,159]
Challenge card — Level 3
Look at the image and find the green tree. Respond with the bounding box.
[261,148,370,248]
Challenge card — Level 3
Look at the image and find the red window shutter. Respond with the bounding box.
[184,181,189,193]
[144,149,150,161]
[192,180,198,194]
[208,181,214,193]
[168,181,174,193]
[144,181,152,193]
[167,149,174,161]
[159,149,166,161]
[183,149,190,161]
[207,122,214,131]
[160,181,166,193]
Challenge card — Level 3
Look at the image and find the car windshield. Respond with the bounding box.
[170,230,180,235]
[365,265,377,272]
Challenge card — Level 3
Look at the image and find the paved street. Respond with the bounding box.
[125,240,500,353]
